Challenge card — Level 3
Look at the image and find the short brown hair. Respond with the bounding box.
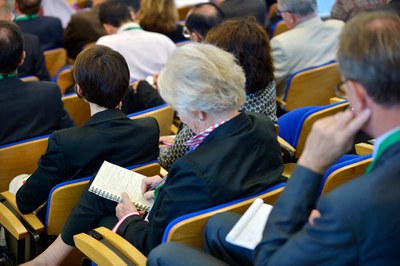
[138,0,178,34]
[338,10,400,106]
[73,45,130,109]
[15,0,41,15]
[206,17,274,94]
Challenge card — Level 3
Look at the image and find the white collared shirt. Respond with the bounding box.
[97,22,176,81]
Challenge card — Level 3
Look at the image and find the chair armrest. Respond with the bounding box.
[282,163,296,179]
[0,202,28,240]
[278,136,296,163]
[74,227,147,266]
[0,191,44,233]
[329,97,346,104]
[355,143,374,156]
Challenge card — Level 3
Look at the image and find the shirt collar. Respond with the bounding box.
[294,16,323,29]
[183,119,229,151]
[373,126,400,159]
[117,22,142,34]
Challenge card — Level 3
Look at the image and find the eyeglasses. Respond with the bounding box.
[183,26,191,39]
[275,9,290,16]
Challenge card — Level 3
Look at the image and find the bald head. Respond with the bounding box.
[185,2,224,41]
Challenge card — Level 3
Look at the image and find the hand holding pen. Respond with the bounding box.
[141,175,166,201]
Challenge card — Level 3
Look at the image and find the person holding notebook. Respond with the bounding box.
[24,42,285,265]
[15,44,159,221]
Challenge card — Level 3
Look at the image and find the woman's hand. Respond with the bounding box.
[115,192,138,220]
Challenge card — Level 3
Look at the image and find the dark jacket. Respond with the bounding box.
[63,5,106,59]
[16,109,159,217]
[19,33,50,80]
[0,77,73,145]
[16,15,63,51]
[256,142,400,265]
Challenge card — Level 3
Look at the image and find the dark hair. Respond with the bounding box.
[206,17,274,94]
[73,45,130,109]
[186,3,225,38]
[15,0,41,15]
[0,21,24,73]
[338,10,400,106]
[99,0,131,27]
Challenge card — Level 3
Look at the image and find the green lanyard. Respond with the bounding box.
[366,129,400,173]
[0,73,17,80]
[14,13,38,22]
[122,26,143,32]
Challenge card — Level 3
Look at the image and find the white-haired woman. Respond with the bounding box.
[25,43,284,265]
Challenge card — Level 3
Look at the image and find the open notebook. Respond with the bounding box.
[89,161,153,212]
[226,198,273,250]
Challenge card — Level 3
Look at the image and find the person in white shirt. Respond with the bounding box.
[96,0,176,81]
[272,0,344,97]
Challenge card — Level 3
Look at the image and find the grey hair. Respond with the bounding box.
[158,42,246,117]
[279,0,317,17]
[338,10,400,107]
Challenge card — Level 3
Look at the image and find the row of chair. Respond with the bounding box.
[72,143,373,266]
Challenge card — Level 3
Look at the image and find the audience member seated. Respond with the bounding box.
[137,0,186,43]
[272,0,344,97]
[0,0,49,80]
[64,0,106,59]
[25,42,285,265]
[40,0,76,28]
[331,0,387,21]
[14,0,63,51]
[184,2,225,42]
[148,10,400,266]
[219,0,267,25]
[0,21,73,145]
[121,80,165,115]
[159,17,278,170]
[15,44,160,222]
[97,0,175,81]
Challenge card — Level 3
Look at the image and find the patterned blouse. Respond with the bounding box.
[158,81,277,170]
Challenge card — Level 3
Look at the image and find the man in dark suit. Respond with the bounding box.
[147,9,400,265]
[63,0,106,59]
[14,0,63,51]
[0,0,49,80]
[0,21,73,146]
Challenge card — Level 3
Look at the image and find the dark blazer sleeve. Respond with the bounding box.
[254,166,357,265]
[121,81,165,115]
[16,132,67,214]
[122,157,211,255]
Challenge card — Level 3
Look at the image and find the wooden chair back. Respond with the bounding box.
[46,162,161,235]
[272,20,288,37]
[284,62,341,111]
[74,226,147,266]
[321,155,372,194]
[129,104,174,136]
[268,3,277,20]
[163,183,285,249]
[0,136,48,192]
[57,67,75,95]
[62,93,91,126]
[20,76,39,82]
[44,48,67,78]
[295,101,349,159]
[177,5,192,20]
